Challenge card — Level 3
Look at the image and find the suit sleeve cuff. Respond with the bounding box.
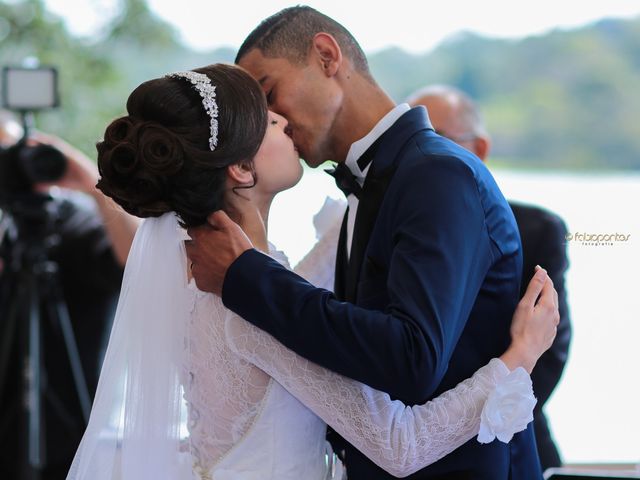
[221,248,278,314]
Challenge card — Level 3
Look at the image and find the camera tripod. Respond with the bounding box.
[0,193,91,480]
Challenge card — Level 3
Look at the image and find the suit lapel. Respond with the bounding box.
[343,106,435,302]
[345,170,393,301]
[334,209,349,301]
[334,107,433,303]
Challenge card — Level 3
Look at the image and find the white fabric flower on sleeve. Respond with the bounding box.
[477,367,537,444]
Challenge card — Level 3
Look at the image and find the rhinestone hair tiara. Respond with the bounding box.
[166,71,219,151]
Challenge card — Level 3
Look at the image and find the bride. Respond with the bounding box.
[67,64,559,479]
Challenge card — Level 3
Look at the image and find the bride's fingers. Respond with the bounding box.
[534,265,559,311]
[520,267,548,309]
[537,279,560,327]
[538,278,554,306]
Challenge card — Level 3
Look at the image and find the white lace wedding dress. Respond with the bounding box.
[182,198,521,479]
[67,200,532,480]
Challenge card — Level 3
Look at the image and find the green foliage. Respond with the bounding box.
[1,0,638,170]
[107,0,180,48]
[0,0,231,155]
[371,20,640,170]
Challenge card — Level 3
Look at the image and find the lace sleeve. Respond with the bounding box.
[225,312,514,478]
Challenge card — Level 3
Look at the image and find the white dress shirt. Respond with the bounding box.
[343,103,411,259]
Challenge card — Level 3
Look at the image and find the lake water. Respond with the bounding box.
[268,166,640,464]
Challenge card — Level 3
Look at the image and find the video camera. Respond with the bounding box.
[0,64,92,478]
[0,65,66,199]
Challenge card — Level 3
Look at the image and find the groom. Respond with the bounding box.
[187,6,543,479]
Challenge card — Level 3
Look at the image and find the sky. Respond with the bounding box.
[43,0,640,54]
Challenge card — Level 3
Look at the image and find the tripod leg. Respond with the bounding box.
[26,276,45,476]
[0,275,22,402]
[46,290,92,423]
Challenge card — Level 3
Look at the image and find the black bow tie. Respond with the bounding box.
[325,138,381,199]
[326,162,362,199]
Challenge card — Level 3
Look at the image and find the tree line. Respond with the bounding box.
[1,0,638,170]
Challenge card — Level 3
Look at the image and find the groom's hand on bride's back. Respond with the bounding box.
[185,211,253,296]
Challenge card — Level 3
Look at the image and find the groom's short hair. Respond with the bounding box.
[236,6,372,78]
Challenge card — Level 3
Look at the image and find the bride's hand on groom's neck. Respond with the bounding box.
[185,210,254,296]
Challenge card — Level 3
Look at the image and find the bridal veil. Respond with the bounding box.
[67,213,195,479]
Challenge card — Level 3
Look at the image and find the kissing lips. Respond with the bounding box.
[284,125,299,152]
[284,125,293,139]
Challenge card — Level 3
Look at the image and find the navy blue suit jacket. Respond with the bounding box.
[222,107,542,479]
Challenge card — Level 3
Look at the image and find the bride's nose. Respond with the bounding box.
[271,111,289,129]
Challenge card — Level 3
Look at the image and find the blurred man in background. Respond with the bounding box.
[0,109,138,479]
[407,85,571,472]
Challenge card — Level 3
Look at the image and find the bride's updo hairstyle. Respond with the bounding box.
[96,64,268,227]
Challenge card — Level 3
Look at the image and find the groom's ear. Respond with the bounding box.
[227,162,255,186]
[311,33,342,77]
